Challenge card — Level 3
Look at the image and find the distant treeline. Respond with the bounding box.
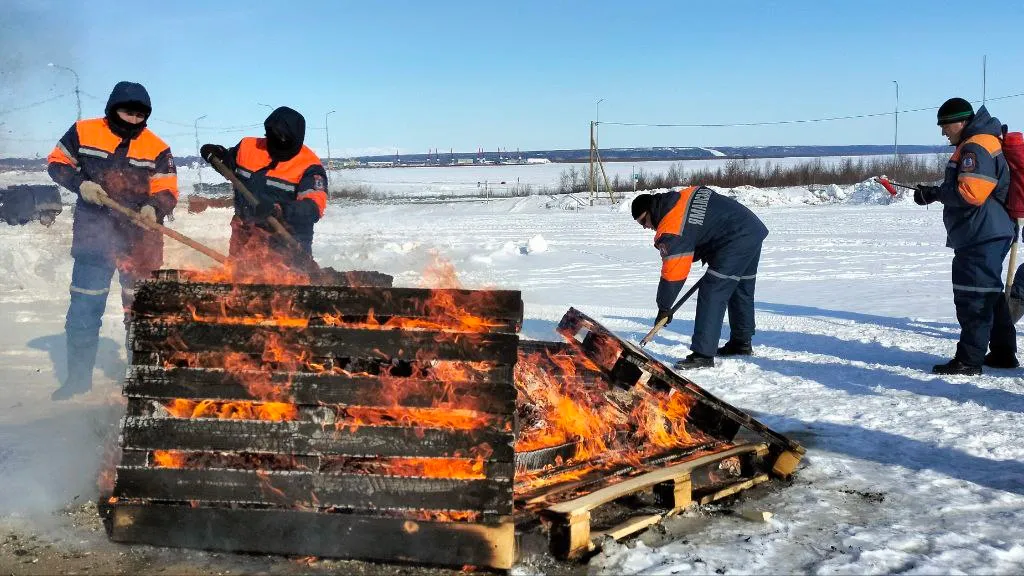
[557,155,947,194]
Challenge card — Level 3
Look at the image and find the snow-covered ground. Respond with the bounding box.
[0,173,1022,574]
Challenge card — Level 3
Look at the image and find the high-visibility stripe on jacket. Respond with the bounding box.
[935,105,1013,249]
[649,186,768,310]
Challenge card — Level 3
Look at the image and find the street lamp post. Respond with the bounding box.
[892,80,899,168]
[595,98,604,144]
[325,110,336,170]
[48,62,81,120]
[194,114,207,192]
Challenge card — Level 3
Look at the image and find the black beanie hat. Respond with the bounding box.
[937,97,974,125]
[631,194,653,220]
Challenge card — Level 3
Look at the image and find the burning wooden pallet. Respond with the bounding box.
[506,308,806,560]
[107,274,523,569]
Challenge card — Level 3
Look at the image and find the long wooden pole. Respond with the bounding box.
[1006,219,1021,298]
[639,275,706,347]
[97,195,228,264]
[204,155,304,253]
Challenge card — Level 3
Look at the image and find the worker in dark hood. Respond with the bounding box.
[201,106,328,262]
[46,81,178,400]
[913,98,1017,375]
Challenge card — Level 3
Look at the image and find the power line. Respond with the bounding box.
[0,92,70,116]
[150,118,264,130]
[598,91,1024,129]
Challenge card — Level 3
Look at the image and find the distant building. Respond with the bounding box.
[366,161,395,168]
[526,158,551,164]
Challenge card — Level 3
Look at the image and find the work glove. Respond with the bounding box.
[200,143,227,163]
[139,204,158,225]
[252,201,283,223]
[914,185,939,206]
[656,308,673,326]
[79,181,108,205]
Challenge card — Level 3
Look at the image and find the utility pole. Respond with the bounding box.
[194,114,207,193]
[982,55,987,104]
[589,121,596,205]
[892,80,899,168]
[595,98,604,200]
[48,62,81,120]
[325,110,336,170]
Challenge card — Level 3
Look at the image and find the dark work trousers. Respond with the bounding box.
[691,237,763,357]
[64,255,140,389]
[951,238,1017,365]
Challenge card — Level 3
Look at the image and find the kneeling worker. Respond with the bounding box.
[632,186,768,369]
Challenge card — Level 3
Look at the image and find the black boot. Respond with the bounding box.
[673,352,715,370]
[983,351,1020,369]
[717,340,752,356]
[932,358,982,376]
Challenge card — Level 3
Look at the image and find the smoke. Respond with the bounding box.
[0,399,123,519]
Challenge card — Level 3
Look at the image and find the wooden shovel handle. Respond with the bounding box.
[97,195,228,264]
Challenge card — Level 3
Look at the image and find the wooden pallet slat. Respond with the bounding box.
[114,467,512,513]
[123,366,516,414]
[120,417,515,461]
[133,281,523,333]
[109,504,515,570]
[131,321,520,364]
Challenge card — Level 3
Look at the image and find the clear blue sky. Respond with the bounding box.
[2,0,1023,158]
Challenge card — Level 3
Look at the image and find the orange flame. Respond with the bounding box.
[336,406,497,431]
[162,398,298,421]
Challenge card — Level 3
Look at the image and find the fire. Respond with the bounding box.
[407,510,481,523]
[513,348,711,494]
[162,398,298,421]
[631,388,700,449]
[515,351,623,454]
[336,406,497,431]
[176,225,314,285]
[320,456,487,480]
[152,450,188,468]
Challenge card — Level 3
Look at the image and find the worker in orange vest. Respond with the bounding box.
[201,106,327,263]
[47,81,178,400]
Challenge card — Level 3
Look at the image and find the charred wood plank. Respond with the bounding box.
[556,307,805,459]
[151,269,395,288]
[120,417,514,461]
[109,503,515,569]
[124,366,516,415]
[130,321,519,364]
[113,467,512,513]
[133,281,522,333]
[514,441,584,473]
